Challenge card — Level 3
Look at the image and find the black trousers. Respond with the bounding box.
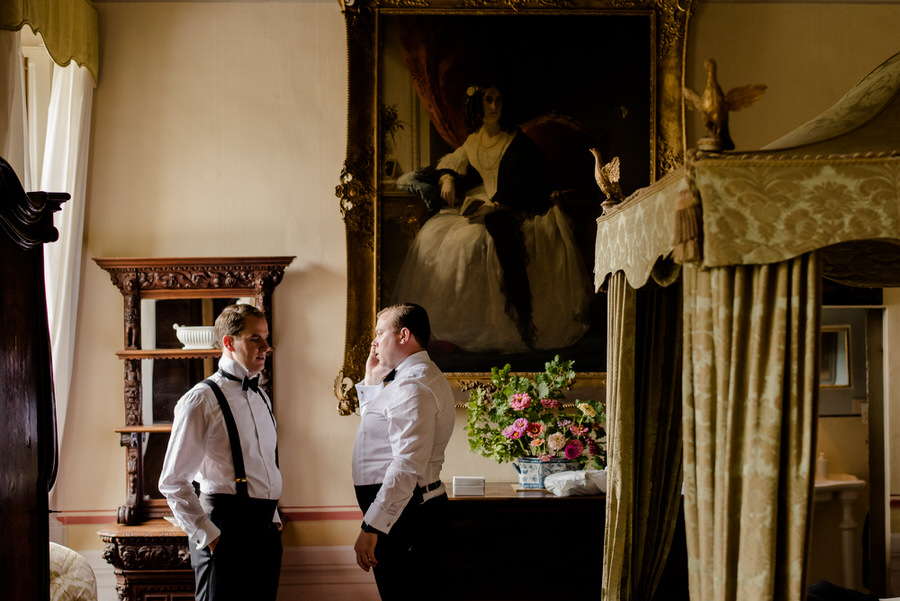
[355,483,450,601]
[189,493,283,601]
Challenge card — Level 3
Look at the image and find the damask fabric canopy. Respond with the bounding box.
[596,51,900,601]
[595,50,900,290]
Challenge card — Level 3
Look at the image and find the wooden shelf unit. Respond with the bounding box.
[95,256,293,526]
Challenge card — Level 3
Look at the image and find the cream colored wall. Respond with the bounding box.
[57,0,511,552]
[60,0,354,544]
[686,2,900,151]
[57,0,900,555]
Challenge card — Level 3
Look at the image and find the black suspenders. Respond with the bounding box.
[202,379,250,498]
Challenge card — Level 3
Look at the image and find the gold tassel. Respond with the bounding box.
[673,186,702,263]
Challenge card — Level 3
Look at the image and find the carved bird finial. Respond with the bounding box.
[683,59,767,151]
[590,149,624,212]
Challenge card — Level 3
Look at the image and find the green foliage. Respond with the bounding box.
[465,356,606,469]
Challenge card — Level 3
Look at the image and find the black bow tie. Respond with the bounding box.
[383,369,396,384]
[242,375,260,393]
[220,370,260,394]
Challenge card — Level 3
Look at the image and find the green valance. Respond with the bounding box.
[1,0,98,83]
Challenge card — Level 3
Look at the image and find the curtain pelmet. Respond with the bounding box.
[682,253,819,601]
[0,0,98,83]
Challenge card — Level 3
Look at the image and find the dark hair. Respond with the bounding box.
[377,303,431,348]
[463,82,513,133]
[215,303,266,341]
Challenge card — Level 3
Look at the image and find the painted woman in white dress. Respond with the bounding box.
[393,83,591,353]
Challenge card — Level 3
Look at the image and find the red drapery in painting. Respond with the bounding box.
[397,17,472,149]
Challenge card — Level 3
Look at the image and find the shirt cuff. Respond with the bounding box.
[190,516,222,551]
[355,383,384,411]
[362,504,397,535]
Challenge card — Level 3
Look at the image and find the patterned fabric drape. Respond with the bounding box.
[594,157,900,289]
[681,254,819,601]
[603,271,636,600]
[602,272,684,601]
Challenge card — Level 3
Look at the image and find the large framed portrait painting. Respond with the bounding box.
[335,0,691,414]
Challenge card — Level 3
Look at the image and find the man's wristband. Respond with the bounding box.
[361,520,385,535]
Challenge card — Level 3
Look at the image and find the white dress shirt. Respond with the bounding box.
[159,357,282,550]
[352,350,455,534]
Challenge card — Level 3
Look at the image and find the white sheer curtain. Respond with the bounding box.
[42,64,93,509]
[1,27,94,509]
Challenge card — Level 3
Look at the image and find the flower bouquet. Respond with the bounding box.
[465,356,606,478]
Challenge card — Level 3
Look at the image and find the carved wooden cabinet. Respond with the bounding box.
[98,519,195,601]
[95,257,293,601]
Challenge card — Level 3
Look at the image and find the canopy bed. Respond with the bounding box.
[596,51,900,601]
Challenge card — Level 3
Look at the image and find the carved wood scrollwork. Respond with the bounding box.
[100,536,191,570]
[0,157,69,249]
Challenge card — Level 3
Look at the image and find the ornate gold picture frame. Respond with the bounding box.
[335,0,692,415]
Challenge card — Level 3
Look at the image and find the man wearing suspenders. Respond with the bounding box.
[159,303,282,601]
[352,303,455,601]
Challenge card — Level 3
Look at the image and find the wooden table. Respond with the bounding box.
[445,482,606,600]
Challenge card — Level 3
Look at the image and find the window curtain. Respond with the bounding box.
[602,271,684,601]
[0,29,30,184]
[42,63,93,509]
[681,254,819,601]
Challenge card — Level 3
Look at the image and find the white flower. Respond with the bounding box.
[577,402,596,418]
[547,432,566,452]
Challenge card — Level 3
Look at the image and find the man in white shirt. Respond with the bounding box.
[352,303,455,601]
[159,303,282,601]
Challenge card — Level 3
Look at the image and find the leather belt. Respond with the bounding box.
[422,480,442,492]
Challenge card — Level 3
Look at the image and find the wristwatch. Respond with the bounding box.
[361,520,384,535]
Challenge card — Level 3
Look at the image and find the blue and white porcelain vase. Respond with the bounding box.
[514,457,581,489]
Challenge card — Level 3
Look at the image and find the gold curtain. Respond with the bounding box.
[603,271,637,600]
[681,254,819,601]
[602,271,684,601]
[0,0,98,82]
